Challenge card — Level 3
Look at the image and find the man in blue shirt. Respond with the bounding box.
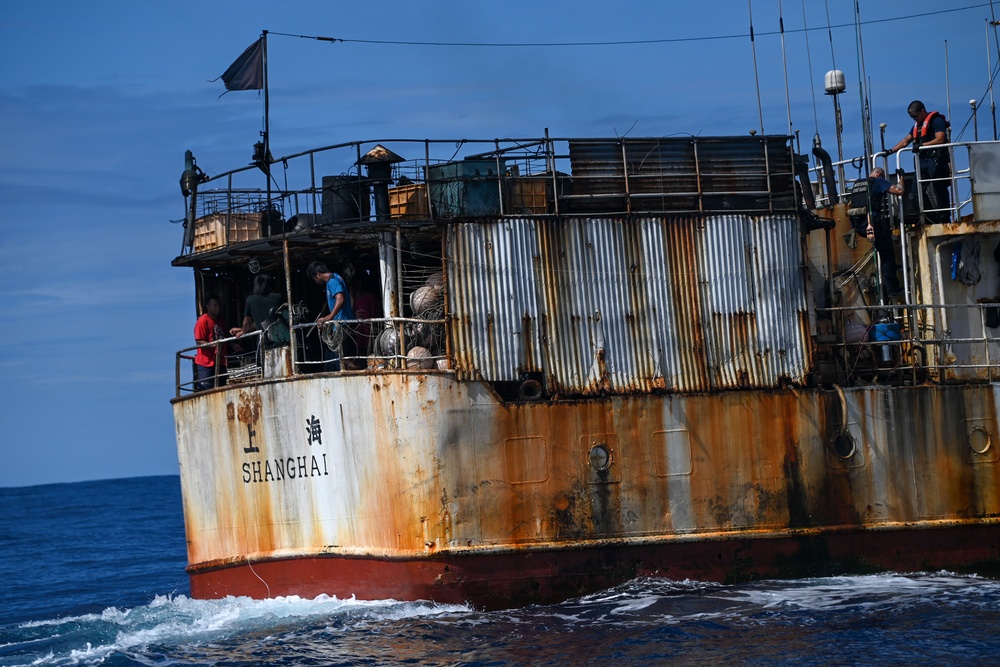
[307,260,355,370]
[863,168,905,299]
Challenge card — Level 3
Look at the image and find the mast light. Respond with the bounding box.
[824,70,846,95]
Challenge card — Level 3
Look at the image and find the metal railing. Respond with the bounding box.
[175,330,265,397]
[816,301,1000,385]
[291,316,449,373]
[809,140,985,225]
[175,315,450,396]
[180,135,800,255]
[177,301,1000,396]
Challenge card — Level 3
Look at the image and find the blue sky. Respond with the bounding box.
[0,1,990,487]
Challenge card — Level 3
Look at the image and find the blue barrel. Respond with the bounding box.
[870,322,902,342]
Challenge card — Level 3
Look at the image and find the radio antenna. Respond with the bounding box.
[988,20,997,140]
[802,0,820,135]
[778,0,793,136]
[748,0,765,134]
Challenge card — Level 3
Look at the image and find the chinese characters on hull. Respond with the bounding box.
[240,414,330,484]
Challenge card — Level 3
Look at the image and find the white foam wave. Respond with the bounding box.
[5,594,470,666]
[479,573,1000,630]
[713,572,1000,613]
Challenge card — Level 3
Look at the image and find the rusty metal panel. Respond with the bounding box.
[536,218,662,394]
[535,218,609,393]
[448,219,543,381]
[447,214,809,394]
[175,378,1000,573]
[699,214,810,387]
[658,217,712,391]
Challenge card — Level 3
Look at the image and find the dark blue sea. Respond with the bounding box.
[2,477,1000,666]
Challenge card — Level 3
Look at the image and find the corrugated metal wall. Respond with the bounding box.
[447,214,810,394]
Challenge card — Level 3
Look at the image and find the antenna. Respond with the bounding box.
[748,0,765,135]
[825,69,846,193]
[988,19,998,140]
[854,1,873,166]
[778,0,793,136]
[801,0,820,135]
[946,40,952,130]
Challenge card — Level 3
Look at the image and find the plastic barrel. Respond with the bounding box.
[870,322,902,342]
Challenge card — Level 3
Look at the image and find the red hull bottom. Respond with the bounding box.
[189,525,1000,610]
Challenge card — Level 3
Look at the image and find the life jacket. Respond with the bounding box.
[847,178,888,234]
[848,178,887,213]
[912,111,950,156]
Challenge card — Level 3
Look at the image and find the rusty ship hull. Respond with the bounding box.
[175,374,1000,608]
[172,133,1000,608]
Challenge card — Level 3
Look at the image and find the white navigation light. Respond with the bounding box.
[824,69,846,95]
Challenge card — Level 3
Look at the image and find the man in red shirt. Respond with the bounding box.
[193,294,229,391]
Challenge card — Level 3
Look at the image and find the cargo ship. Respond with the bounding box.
[171,126,1000,609]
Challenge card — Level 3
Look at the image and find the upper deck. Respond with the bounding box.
[174,134,800,263]
[174,134,1000,400]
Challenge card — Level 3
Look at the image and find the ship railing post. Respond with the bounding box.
[914,148,927,223]
[495,139,504,217]
[621,140,631,214]
[949,143,958,223]
[283,237,296,374]
[693,139,703,215]
[396,226,407,368]
[763,136,773,214]
[213,343,221,388]
[425,140,433,222]
[309,152,317,222]
[226,173,233,244]
[546,130,560,216]
[441,233,451,367]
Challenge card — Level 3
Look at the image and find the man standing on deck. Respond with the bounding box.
[230,273,287,346]
[850,167,905,300]
[307,261,355,371]
[888,100,951,223]
[193,294,229,391]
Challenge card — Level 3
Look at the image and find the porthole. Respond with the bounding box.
[969,426,992,455]
[833,433,856,459]
[589,443,612,472]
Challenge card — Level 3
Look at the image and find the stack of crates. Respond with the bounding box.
[513,177,549,214]
[192,213,261,253]
[389,183,430,218]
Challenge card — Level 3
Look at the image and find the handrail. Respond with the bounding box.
[815,301,1000,385]
[175,331,263,397]
[805,139,992,226]
[176,302,1000,396]
[181,135,800,256]
[175,316,450,396]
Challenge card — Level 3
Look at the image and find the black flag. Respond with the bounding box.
[220,39,263,91]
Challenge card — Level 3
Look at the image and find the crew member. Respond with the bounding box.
[307,260,355,370]
[888,100,951,223]
[193,294,229,390]
[231,273,287,346]
[862,167,905,299]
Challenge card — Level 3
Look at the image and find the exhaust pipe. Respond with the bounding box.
[812,145,838,205]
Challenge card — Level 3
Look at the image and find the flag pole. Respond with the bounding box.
[263,30,270,173]
[262,30,271,216]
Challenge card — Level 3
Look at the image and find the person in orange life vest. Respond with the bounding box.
[888,100,951,223]
[193,294,229,391]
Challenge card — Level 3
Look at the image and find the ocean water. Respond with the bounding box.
[2,477,1000,666]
